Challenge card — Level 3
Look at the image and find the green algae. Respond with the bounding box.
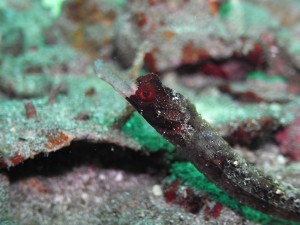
[122,112,175,152]
[221,1,279,38]
[42,0,128,18]
[0,0,55,51]
[219,1,232,19]
[168,162,300,225]
[247,71,286,83]
[166,78,295,131]
[42,0,66,17]
[181,88,290,128]
[277,25,300,69]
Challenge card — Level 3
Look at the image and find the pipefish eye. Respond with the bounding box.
[136,74,161,102]
[138,84,156,102]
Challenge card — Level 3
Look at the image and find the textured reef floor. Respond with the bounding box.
[1,0,300,224]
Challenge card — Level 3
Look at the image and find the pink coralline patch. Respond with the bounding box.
[20,177,52,194]
[134,11,148,28]
[163,181,205,214]
[9,153,25,166]
[200,60,248,80]
[144,50,158,73]
[181,40,209,65]
[212,42,266,79]
[219,84,265,103]
[0,153,25,168]
[180,40,265,80]
[227,117,278,146]
[276,117,300,161]
[44,131,74,152]
[204,202,223,221]
[0,131,74,169]
[148,0,158,6]
[245,42,265,67]
[200,62,238,79]
[167,186,224,222]
[162,30,176,42]
[116,0,285,75]
[164,181,180,203]
[208,0,226,16]
[24,101,37,119]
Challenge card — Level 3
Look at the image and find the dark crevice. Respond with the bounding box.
[175,57,265,79]
[4,141,169,183]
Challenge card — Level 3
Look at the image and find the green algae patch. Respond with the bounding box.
[168,162,300,225]
[193,90,286,127]
[222,1,279,37]
[42,0,127,18]
[122,112,175,152]
[42,0,66,17]
[219,1,232,19]
[247,71,286,83]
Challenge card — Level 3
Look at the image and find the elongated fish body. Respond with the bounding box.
[94,60,300,222]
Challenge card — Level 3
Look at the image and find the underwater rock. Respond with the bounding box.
[57,0,123,59]
[115,0,278,76]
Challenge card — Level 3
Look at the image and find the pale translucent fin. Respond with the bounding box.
[128,41,151,79]
[94,60,136,97]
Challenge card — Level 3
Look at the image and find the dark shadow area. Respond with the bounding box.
[4,141,169,183]
[175,57,265,80]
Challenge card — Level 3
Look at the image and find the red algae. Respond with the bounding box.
[276,116,300,161]
[144,51,158,73]
[45,132,72,151]
[227,117,278,146]
[24,101,37,119]
[204,202,223,221]
[164,181,205,214]
[134,12,148,28]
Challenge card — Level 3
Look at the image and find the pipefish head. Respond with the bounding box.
[127,74,191,135]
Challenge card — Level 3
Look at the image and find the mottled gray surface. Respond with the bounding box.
[8,149,256,225]
[1,0,300,224]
